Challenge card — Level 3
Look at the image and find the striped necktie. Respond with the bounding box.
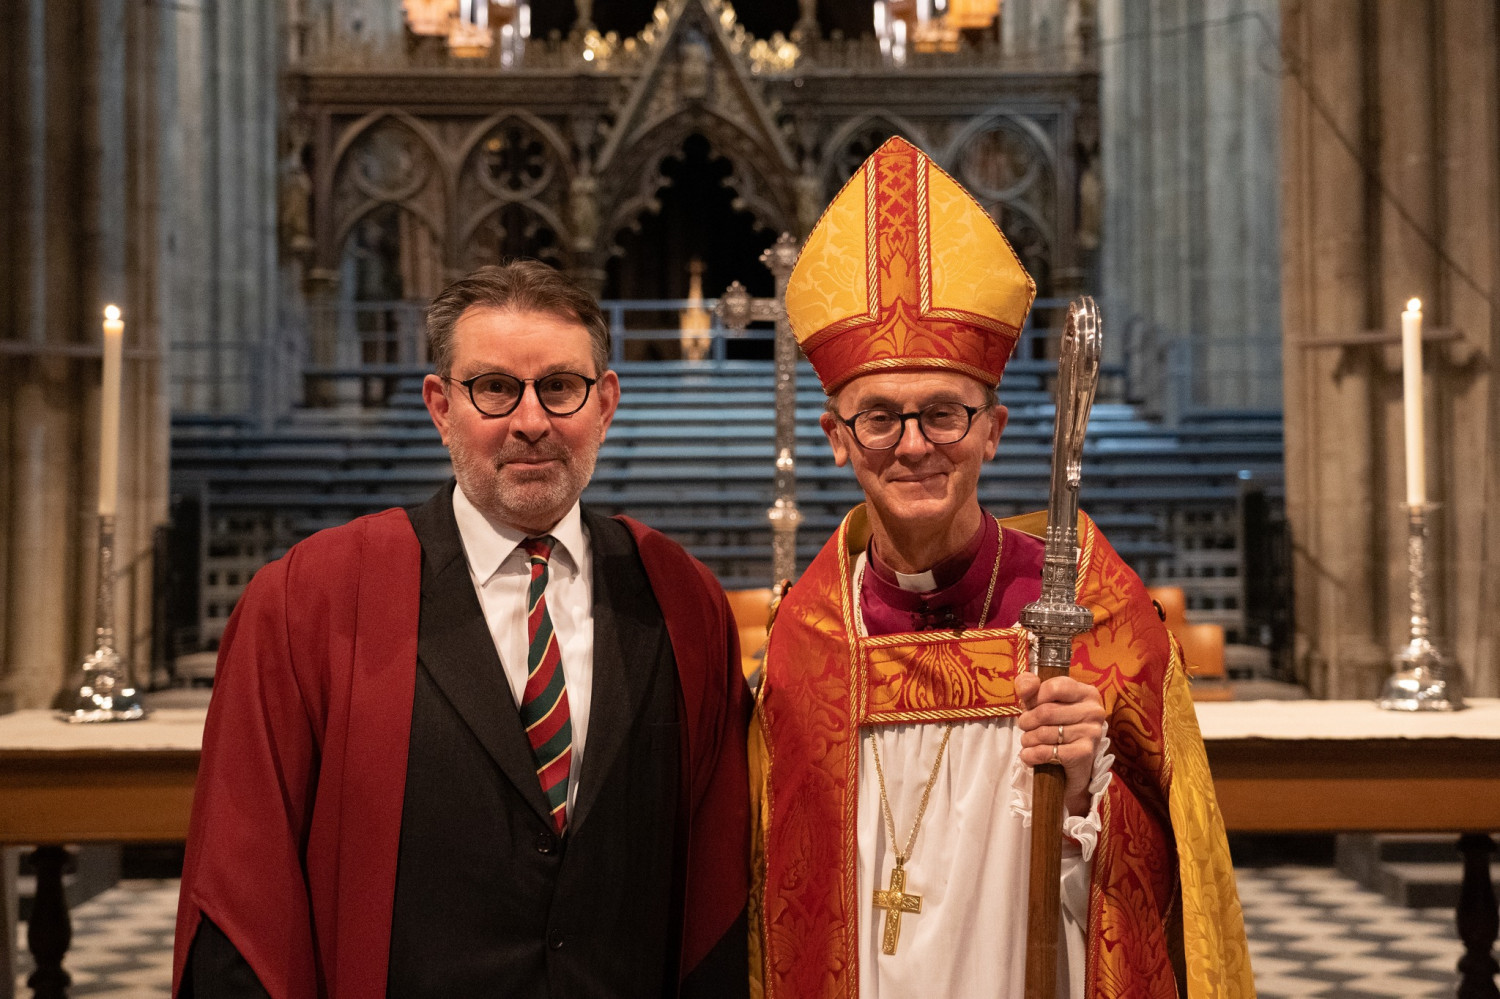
[520,536,573,833]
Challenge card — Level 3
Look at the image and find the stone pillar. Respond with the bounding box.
[1100,0,1282,415]
[4,365,79,711]
[1281,0,1499,698]
[2,0,88,711]
[1003,0,1065,66]
[166,0,281,417]
[303,268,343,407]
[0,0,171,709]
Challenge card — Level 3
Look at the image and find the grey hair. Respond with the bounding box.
[425,261,610,377]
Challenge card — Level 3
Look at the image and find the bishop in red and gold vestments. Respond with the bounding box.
[750,136,1254,998]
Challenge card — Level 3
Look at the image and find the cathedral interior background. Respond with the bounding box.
[2,0,1496,712]
[4,1,1500,995]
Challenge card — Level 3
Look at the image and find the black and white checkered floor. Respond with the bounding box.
[12,866,1483,997]
[1238,866,1468,998]
[13,879,176,999]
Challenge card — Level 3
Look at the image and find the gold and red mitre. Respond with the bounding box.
[786,135,1037,394]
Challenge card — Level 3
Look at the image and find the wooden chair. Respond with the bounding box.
[725,587,774,681]
[1178,622,1232,699]
[1146,585,1187,633]
[1147,586,1231,700]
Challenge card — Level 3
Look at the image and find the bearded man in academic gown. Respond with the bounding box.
[173,261,751,999]
[750,137,1255,998]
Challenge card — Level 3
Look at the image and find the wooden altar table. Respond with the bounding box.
[1,708,201,999]
[1,701,1497,997]
[1200,698,1500,998]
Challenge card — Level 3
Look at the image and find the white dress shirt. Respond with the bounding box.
[451,484,594,819]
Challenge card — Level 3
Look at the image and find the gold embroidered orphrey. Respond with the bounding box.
[868,722,954,954]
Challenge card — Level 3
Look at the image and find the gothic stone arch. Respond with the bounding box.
[292,0,1096,307]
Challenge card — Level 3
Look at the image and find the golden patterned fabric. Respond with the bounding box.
[752,506,1255,998]
[785,135,1037,393]
[1162,633,1260,997]
[862,627,1028,724]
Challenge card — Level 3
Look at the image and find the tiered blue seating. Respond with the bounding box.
[171,359,1282,645]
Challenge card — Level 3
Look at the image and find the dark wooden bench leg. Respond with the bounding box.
[25,846,72,999]
[1456,833,1499,999]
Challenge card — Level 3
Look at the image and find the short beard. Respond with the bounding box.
[448,433,600,534]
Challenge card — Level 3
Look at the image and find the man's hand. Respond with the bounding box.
[1014,672,1106,818]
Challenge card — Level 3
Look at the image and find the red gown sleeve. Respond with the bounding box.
[172,552,324,999]
[173,509,419,999]
[619,517,752,992]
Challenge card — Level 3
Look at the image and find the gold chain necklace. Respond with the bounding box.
[973,517,1003,629]
[864,515,1004,955]
[869,722,954,955]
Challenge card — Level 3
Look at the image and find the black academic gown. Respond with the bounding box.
[185,486,739,998]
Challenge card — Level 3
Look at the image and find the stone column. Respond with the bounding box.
[1281,0,1499,698]
[0,0,177,709]
[2,0,90,711]
[166,0,281,417]
[1100,0,1281,416]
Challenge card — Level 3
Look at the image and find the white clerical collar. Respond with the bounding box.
[451,482,585,585]
[893,568,937,592]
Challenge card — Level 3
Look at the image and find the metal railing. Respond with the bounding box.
[283,295,1124,404]
[167,296,1283,424]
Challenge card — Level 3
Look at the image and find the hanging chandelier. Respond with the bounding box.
[403,0,531,65]
[873,0,1001,65]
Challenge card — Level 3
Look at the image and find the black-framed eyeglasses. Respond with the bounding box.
[839,402,990,450]
[445,371,598,418]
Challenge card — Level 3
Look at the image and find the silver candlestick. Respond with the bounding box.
[61,514,147,723]
[1378,504,1466,711]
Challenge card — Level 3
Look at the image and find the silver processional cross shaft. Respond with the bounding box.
[716,232,803,586]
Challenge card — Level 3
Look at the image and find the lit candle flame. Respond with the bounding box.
[1406,298,1421,313]
[104,304,121,322]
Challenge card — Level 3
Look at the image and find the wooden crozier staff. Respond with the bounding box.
[1020,297,1102,999]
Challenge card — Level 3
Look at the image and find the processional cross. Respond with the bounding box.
[716,232,803,584]
[871,861,923,955]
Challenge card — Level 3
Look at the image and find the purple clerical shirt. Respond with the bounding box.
[860,513,1045,637]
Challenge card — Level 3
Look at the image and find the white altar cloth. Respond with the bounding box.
[4,700,1497,752]
[1193,697,1500,741]
[0,708,206,752]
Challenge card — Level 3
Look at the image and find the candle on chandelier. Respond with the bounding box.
[1400,298,1425,508]
[99,305,124,517]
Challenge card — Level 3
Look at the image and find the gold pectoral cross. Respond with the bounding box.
[871,860,923,955]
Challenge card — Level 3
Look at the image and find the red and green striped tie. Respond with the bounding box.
[520,536,572,833]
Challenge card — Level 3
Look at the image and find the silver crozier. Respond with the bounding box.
[1020,297,1102,999]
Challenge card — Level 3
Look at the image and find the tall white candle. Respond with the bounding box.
[99,305,124,517]
[1400,298,1425,508]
